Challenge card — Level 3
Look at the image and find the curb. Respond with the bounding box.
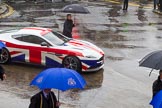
[0,3,14,19]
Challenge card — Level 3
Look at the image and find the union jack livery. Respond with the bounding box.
[0,27,104,72]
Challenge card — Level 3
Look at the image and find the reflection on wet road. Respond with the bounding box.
[0,63,103,94]
[0,1,162,108]
[0,63,43,98]
[0,62,104,107]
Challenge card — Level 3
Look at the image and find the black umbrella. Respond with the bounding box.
[139,50,162,76]
[62,4,90,14]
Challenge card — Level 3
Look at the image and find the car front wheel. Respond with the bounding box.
[63,56,81,72]
[0,48,10,64]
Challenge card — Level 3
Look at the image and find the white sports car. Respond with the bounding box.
[0,27,104,72]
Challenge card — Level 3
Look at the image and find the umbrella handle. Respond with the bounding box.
[57,90,60,108]
[73,15,75,25]
[58,90,60,102]
[149,69,154,77]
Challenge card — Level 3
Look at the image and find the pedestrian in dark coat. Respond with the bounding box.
[0,65,6,81]
[63,14,75,38]
[123,0,129,10]
[29,89,60,108]
[152,70,162,97]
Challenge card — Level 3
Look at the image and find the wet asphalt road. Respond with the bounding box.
[0,1,162,108]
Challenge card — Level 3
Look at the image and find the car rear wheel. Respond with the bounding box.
[0,48,10,64]
[63,56,81,72]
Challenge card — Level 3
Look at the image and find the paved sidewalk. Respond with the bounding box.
[0,3,14,18]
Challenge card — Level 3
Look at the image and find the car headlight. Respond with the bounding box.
[85,55,97,58]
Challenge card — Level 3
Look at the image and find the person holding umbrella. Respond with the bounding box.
[29,88,60,108]
[63,14,75,38]
[62,4,90,38]
[139,50,162,107]
[152,70,162,97]
[30,68,86,108]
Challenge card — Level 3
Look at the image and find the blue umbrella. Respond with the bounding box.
[30,68,86,91]
[150,90,162,108]
[30,68,86,102]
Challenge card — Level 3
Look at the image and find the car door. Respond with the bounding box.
[16,34,52,65]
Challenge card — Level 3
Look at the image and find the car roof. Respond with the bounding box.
[19,27,52,36]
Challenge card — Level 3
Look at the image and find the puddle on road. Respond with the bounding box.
[82,69,104,89]
[106,56,124,61]
[83,29,127,41]
[0,2,67,29]
[101,43,145,49]
[0,63,43,98]
[82,27,144,49]
[156,36,162,39]
[108,5,121,17]
[136,9,148,22]
[0,63,104,100]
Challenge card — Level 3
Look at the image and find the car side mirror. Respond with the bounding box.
[41,42,49,47]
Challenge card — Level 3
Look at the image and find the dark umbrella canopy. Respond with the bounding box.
[139,50,162,70]
[62,4,90,14]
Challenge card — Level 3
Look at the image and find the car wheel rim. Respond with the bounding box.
[0,49,9,63]
[64,57,78,70]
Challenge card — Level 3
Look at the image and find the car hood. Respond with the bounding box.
[63,39,104,59]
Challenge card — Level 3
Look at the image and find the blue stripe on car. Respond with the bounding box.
[12,54,25,62]
[45,57,62,67]
[81,60,103,68]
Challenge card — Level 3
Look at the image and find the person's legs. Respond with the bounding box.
[125,0,128,10]
[126,2,128,10]
[123,0,126,10]
[154,0,157,9]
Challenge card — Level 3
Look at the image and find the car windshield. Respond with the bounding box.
[44,31,70,45]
